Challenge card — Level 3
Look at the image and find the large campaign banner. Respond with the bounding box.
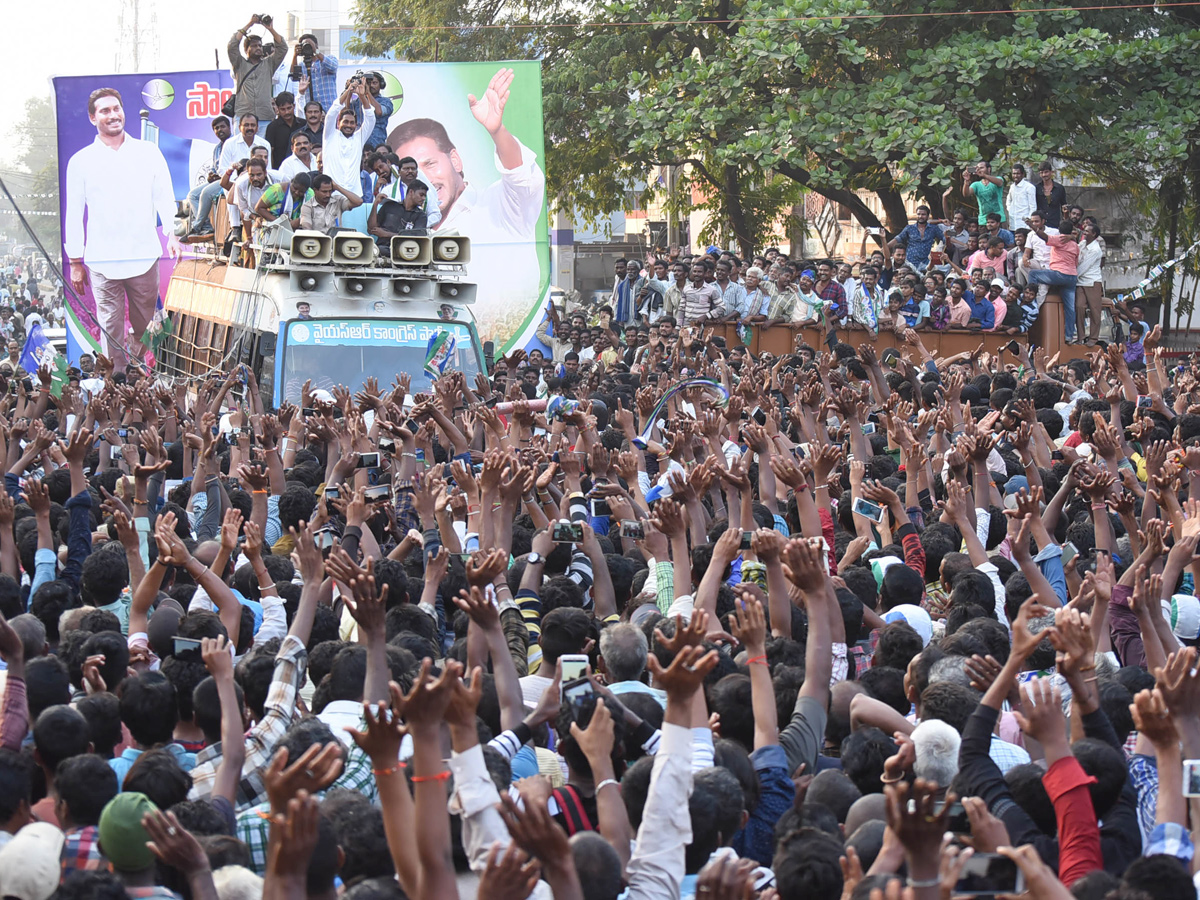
[52,60,550,366]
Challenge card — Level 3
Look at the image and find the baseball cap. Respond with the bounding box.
[1165,594,1200,641]
[883,604,933,647]
[1003,475,1030,510]
[0,822,66,900]
[99,791,160,872]
[990,278,1006,288]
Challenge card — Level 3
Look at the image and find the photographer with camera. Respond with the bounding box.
[350,72,392,149]
[290,33,338,111]
[228,14,287,125]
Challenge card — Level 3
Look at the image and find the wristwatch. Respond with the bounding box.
[526,551,543,565]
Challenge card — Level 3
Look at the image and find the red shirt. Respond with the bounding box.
[1043,756,1103,885]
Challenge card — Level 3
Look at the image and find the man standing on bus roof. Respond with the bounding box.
[65,88,181,374]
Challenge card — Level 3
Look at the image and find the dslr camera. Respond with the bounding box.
[299,39,316,60]
[259,13,273,25]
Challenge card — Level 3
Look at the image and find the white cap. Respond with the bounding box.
[884,604,934,647]
[0,823,66,900]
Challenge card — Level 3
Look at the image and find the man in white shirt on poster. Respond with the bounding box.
[65,88,181,374]
[389,67,546,335]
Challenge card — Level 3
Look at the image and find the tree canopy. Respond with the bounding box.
[350,0,1200,259]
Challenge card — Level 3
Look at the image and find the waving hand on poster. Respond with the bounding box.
[468,68,521,167]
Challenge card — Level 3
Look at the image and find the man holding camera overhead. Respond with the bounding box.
[228,14,287,125]
[290,33,339,112]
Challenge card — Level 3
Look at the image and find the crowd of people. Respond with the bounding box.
[0,309,1194,900]
[599,162,1143,348]
[0,254,65,340]
[181,15,437,264]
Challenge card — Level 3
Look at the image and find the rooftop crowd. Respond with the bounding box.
[0,299,1194,900]
[598,161,1143,348]
[182,14,449,263]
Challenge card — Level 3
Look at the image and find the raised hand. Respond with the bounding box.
[1014,679,1068,756]
[466,548,508,587]
[468,68,515,134]
[1129,687,1178,750]
[654,611,709,655]
[646,644,720,701]
[143,810,210,877]
[263,742,345,814]
[782,537,827,594]
[477,842,541,900]
[453,584,501,631]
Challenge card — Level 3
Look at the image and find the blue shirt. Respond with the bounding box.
[719,281,750,318]
[984,228,1016,248]
[895,222,944,266]
[1034,543,1067,606]
[294,55,340,112]
[352,95,394,149]
[965,293,995,329]
[110,743,197,787]
[900,299,922,327]
[730,745,795,866]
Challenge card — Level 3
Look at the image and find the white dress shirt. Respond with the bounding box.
[278,154,316,181]
[217,134,272,173]
[323,99,374,200]
[433,138,546,323]
[1023,226,1059,270]
[229,172,280,227]
[64,134,177,281]
[1007,178,1038,227]
[1076,238,1104,287]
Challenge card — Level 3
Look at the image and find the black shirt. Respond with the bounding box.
[1036,180,1067,229]
[375,200,429,249]
[264,116,301,169]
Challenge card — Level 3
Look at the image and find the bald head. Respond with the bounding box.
[194,541,221,568]
[844,792,888,836]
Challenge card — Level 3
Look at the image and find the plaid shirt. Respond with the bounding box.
[61,826,105,875]
[235,736,378,874]
[1129,753,1159,847]
[815,279,848,321]
[1146,821,1193,862]
[188,635,308,811]
[393,487,420,534]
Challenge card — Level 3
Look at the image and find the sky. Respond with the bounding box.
[3,0,358,168]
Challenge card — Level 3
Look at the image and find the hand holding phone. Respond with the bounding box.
[552,520,584,543]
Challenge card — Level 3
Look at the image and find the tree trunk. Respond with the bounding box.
[1162,177,1180,336]
[775,162,885,232]
[876,187,910,237]
[723,164,755,260]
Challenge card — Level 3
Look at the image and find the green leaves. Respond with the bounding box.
[348,0,1200,235]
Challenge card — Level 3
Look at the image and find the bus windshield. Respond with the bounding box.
[278,318,482,403]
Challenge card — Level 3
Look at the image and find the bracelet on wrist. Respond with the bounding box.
[907,877,941,889]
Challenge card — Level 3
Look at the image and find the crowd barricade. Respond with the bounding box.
[705,293,1069,358]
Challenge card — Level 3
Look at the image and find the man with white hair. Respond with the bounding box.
[598,622,665,706]
[911,719,962,789]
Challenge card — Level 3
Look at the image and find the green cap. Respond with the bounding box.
[98,792,160,872]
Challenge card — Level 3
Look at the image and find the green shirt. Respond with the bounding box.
[970,179,1005,224]
[260,183,312,222]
